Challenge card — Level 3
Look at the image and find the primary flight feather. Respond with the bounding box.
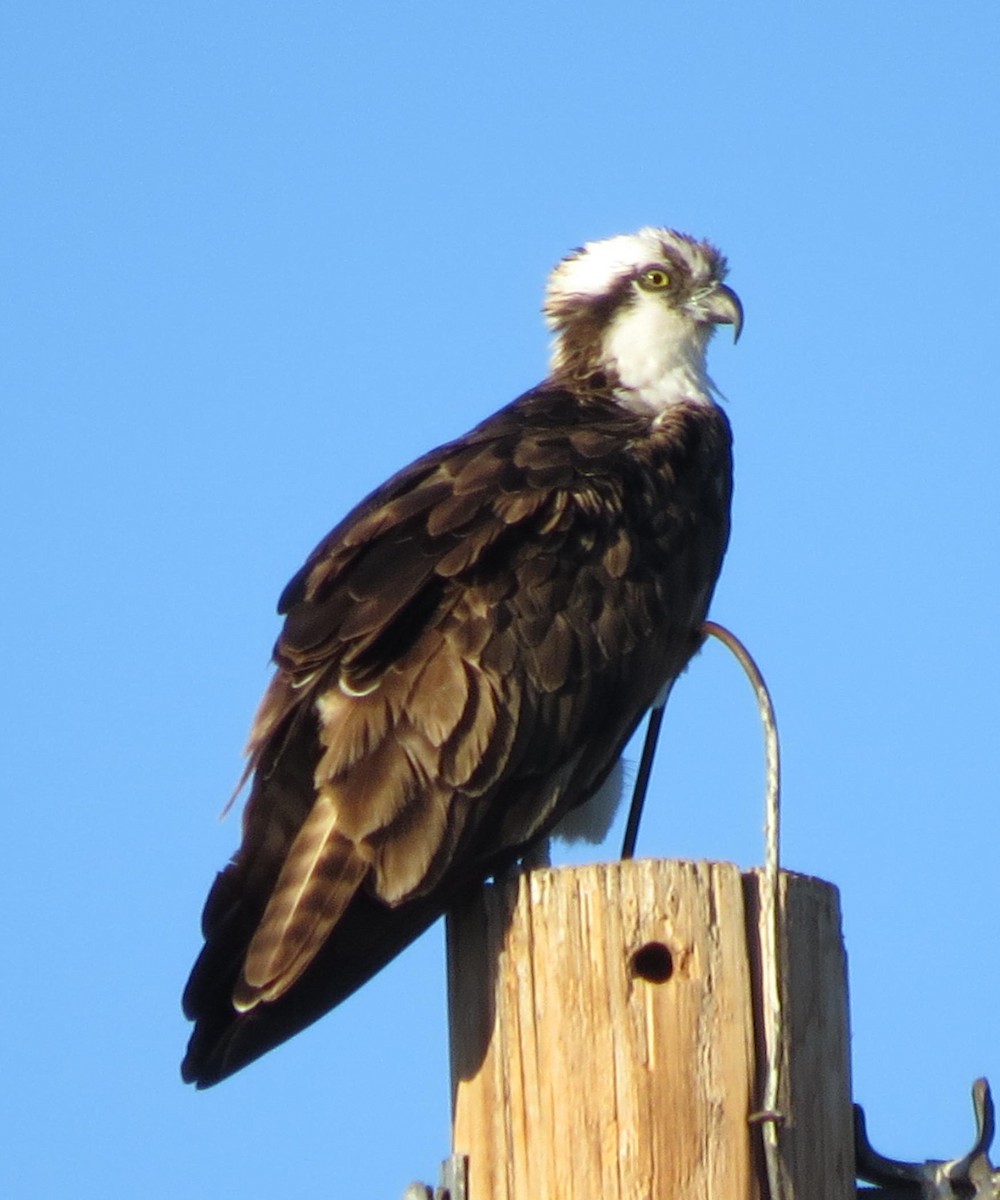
[182,227,741,1086]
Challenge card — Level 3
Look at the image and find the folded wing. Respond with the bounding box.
[181,387,731,1086]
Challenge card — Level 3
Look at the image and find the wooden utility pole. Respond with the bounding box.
[447,859,853,1200]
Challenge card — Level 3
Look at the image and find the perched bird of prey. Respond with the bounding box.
[182,227,741,1087]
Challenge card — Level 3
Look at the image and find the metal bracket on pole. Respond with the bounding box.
[402,1154,469,1200]
[856,1078,999,1198]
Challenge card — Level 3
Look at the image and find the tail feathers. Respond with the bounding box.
[233,801,368,1011]
[181,815,528,1089]
[181,884,454,1088]
[182,865,262,1022]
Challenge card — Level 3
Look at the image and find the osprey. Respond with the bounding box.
[182,227,741,1087]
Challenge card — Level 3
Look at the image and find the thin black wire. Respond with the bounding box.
[620,682,673,859]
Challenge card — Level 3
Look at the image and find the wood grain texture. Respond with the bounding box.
[448,860,759,1200]
[448,862,853,1200]
[744,869,854,1200]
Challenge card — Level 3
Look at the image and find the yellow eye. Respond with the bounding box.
[639,267,671,291]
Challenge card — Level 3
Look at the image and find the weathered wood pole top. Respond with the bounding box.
[447,859,853,1200]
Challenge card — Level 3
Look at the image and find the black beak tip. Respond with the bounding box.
[725,286,744,344]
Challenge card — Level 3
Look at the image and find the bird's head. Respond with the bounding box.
[544,227,742,415]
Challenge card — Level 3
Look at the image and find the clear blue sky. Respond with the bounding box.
[4,3,998,1196]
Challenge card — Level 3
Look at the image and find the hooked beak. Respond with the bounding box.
[701,283,744,343]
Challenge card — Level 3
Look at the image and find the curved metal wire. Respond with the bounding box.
[619,621,785,1200]
[703,620,784,1200]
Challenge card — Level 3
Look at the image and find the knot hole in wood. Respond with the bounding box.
[629,941,674,983]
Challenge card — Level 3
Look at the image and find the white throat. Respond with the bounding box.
[601,294,712,417]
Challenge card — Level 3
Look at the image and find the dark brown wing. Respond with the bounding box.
[181,386,732,1086]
